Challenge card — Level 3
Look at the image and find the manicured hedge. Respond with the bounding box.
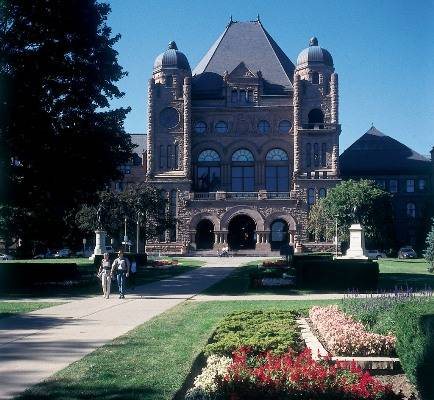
[204,310,304,357]
[292,252,334,266]
[93,252,147,269]
[394,301,434,400]
[295,258,378,289]
[0,262,80,290]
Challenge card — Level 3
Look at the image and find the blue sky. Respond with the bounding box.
[107,0,434,156]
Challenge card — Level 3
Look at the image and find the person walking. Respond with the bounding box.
[111,250,130,299]
[129,257,137,290]
[97,253,112,299]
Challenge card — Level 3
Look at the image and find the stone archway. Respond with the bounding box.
[195,219,215,250]
[227,214,256,250]
[270,219,289,251]
[265,212,297,245]
[220,206,265,231]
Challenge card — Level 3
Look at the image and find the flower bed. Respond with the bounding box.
[152,259,178,267]
[262,259,289,268]
[186,348,403,400]
[309,305,396,357]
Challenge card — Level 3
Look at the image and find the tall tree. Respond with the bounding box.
[0,0,134,250]
[307,180,395,251]
[423,218,434,273]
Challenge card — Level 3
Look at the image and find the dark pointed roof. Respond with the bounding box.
[192,20,295,97]
[340,126,431,176]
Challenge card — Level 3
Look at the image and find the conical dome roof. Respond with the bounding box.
[153,41,190,72]
[297,37,333,67]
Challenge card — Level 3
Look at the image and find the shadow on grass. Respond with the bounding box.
[379,273,434,290]
[17,380,159,400]
[173,352,207,400]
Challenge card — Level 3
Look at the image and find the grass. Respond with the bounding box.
[17,299,336,400]
[203,258,434,296]
[1,258,203,299]
[0,301,61,319]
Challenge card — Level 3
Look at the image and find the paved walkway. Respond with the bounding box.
[0,257,260,399]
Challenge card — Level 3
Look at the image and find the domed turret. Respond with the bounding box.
[153,41,191,73]
[296,37,333,68]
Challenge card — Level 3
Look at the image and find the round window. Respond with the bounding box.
[257,120,271,134]
[159,107,180,129]
[278,120,292,133]
[215,121,228,134]
[194,121,207,134]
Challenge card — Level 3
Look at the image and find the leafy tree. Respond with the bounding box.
[0,0,134,251]
[307,180,395,251]
[423,219,434,273]
[76,184,173,249]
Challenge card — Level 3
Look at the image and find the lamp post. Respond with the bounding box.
[123,216,128,252]
[335,216,339,257]
[82,238,86,255]
[136,211,143,253]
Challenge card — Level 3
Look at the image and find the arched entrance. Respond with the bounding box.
[195,220,215,250]
[270,219,289,251]
[228,215,256,250]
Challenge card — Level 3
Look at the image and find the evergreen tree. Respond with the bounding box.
[423,219,434,273]
[0,0,134,251]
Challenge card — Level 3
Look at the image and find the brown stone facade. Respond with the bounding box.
[142,24,341,255]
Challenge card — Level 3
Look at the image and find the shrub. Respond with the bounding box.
[204,310,303,357]
[309,305,396,356]
[0,262,80,290]
[295,259,378,289]
[393,300,434,399]
[187,347,404,400]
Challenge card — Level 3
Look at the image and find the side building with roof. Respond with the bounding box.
[340,126,434,252]
[142,18,341,255]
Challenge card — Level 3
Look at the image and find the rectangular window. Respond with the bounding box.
[313,143,319,167]
[231,89,238,103]
[239,90,246,104]
[232,166,254,192]
[167,145,172,169]
[174,144,179,169]
[160,145,166,169]
[321,143,327,167]
[419,179,426,190]
[389,179,398,193]
[376,179,386,189]
[406,179,415,193]
[306,144,312,168]
[247,90,253,103]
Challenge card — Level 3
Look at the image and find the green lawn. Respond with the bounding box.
[17,299,336,400]
[1,258,203,299]
[203,258,434,296]
[378,258,434,289]
[0,301,61,319]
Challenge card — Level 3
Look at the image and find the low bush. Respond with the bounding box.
[292,252,334,266]
[295,259,378,289]
[0,262,80,290]
[204,310,303,357]
[393,301,434,400]
[186,347,403,400]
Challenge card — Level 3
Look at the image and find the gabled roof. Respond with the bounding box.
[192,20,295,97]
[340,126,431,176]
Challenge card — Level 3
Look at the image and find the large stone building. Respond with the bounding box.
[143,19,341,255]
[340,127,434,252]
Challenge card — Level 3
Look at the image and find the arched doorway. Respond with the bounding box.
[228,215,256,250]
[195,220,215,250]
[270,219,289,251]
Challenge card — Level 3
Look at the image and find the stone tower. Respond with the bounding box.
[292,37,341,210]
[146,41,192,179]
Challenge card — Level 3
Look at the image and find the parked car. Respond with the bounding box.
[54,248,71,258]
[366,250,387,260]
[0,253,14,260]
[398,246,417,259]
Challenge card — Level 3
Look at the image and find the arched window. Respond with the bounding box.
[313,143,320,167]
[215,121,228,134]
[196,150,221,192]
[308,109,324,127]
[306,143,312,168]
[257,120,270,134]
[193,121,207,134]
[321,143,327,167]
[232,149,254,191]
[312,72,319,84]
[406,202,416,218]
[307,188,315,205]
[266,149,289,192]
[319,188,327,198]
[278,120,292,133]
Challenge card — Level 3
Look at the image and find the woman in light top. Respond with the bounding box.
[98,253,112,299]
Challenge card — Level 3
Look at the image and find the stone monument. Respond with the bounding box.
[341,206,368,259]
[93,204,107,256]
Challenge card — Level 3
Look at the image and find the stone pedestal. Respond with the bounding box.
[342,224,368,259]
[94,230,107,256]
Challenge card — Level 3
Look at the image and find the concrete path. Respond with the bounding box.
[0,257,261,399]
